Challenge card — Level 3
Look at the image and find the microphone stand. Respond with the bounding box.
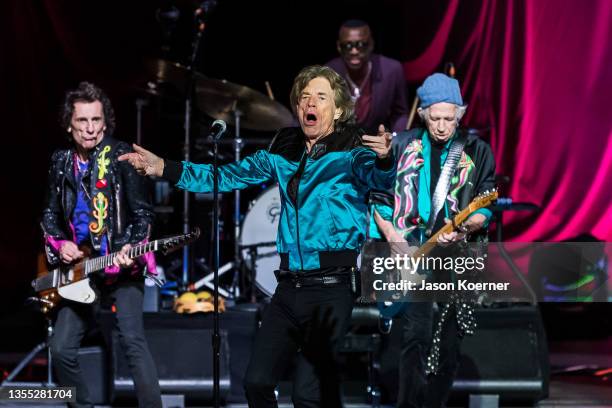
[212,134,221,408]
[184,4,220,405]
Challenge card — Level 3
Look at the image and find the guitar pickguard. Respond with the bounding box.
[57,279,96,304]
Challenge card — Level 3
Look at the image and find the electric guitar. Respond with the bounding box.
[377,190,498,320]
[32,228,201,314]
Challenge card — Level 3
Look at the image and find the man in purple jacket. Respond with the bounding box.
[327,19,409,133]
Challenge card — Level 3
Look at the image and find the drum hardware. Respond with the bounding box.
[135,97,149,146]
[231,107,244,300]
[239,186,282,298]
[2,301,55,387]
[188,261,233,298]
[147,7,225,404]
[192,78,291,300]
[489,186,540,304]
[239,241,277,303]
[140,59,294,314]
[195,77,294,132]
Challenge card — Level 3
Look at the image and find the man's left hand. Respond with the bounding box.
[437,213,487,244]
[362,124,392,159]
[113,244,134,268]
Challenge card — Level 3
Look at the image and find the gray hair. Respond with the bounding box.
[417,104,467,124]
[290,65,355,125]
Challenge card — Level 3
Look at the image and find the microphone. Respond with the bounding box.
[207,119,227,141]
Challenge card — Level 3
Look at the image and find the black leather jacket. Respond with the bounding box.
[42,137,154,265]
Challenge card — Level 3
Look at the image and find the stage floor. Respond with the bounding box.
[2,375,612,408]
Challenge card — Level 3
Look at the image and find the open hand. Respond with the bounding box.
[362,124,392,159]
[118,144,164,177]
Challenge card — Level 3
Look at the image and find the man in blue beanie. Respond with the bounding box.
[370,73,496,407]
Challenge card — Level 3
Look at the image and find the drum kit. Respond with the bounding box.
[137,58,293,301]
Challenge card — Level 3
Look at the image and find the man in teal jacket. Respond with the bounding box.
[120,65,395,407]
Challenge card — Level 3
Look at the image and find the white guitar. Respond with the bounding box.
[33,228,200,313]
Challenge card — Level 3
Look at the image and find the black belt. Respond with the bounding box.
[275,270,351,288]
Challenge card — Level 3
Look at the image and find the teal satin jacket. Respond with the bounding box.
[164,126,396,271]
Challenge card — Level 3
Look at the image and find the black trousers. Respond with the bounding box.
[244,273,355,408]
[50,278,161,408]
[397,302,462,408]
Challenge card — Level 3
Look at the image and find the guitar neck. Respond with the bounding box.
[413,200,486,258]
[83,240,159,274]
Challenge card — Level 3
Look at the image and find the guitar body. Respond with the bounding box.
[376,234,422,321]
[33,228,201,315]
[36,260,96,313]
[56,264,96,304]
[378,301,407,319]
[375,190,498,322]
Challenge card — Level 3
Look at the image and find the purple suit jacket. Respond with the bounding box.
[327,54,409,133]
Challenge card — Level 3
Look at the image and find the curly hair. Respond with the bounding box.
[60,82,116,139]
[289,65,355,126]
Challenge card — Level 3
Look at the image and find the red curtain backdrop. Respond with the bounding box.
[400,0,612,241]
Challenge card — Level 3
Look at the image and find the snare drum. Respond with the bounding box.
[240,186,281,297]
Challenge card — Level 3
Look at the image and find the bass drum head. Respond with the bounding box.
[240,186,281,297]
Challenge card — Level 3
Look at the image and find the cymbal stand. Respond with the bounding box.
[230,107,244,299]
[2,313,54,387]
[135,97,149,146]
[492,197,538,304]
[180,11,207,288]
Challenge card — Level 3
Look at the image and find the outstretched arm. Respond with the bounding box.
[118,144,165,176]
[119,144,275,193]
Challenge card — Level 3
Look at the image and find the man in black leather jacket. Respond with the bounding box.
[41,82,161,408]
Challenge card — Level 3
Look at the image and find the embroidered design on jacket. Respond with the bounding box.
[89,192,109,234]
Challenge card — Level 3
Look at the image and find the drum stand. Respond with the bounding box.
[238,241,276,302]
[2,314,54,387]
[230,108,244,299]
[189,108,245,300]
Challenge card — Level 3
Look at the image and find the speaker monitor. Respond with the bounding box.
[450,306,549,405]
[109,307,260,404]
[111,324,230,404]
[78,346,109,405]
[379,305,549,405]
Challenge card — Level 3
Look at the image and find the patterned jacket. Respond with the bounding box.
[42,137,154,270]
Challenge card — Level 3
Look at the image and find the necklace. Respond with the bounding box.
[345,61,372,102]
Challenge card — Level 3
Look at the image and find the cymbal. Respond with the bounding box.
[195,78,294,131]
[141,58,205,95]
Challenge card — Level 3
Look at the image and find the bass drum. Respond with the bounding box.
[240,186,281,297]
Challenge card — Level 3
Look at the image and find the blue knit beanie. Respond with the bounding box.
[417,73,463,108]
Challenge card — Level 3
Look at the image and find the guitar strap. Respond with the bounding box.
[425,131,467,237]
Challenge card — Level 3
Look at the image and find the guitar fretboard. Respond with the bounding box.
[34,228,200,295]
[84,240,159,274]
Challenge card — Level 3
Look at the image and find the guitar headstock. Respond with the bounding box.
[468,189,498,212]
[161,227,201,255]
